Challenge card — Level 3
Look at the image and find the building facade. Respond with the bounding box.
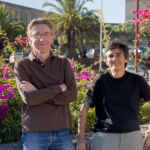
[0,1,45,25]
[126,0,150,21]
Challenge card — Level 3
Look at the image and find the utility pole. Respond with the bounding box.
[135,0,139,72]
[99,0,103,73]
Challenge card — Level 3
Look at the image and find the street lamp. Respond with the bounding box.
[135,0,139,72]
[99,0,103,73]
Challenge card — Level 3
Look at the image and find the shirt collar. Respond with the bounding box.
[28,51,55,63]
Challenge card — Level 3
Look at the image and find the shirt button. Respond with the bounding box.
[41,64,44,68]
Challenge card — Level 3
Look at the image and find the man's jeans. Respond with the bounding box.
[20,129,74,150]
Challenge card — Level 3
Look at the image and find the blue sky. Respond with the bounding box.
[2,0,125,23]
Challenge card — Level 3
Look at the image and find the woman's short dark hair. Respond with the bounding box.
[104,40,129,68]
[105,40,129,60]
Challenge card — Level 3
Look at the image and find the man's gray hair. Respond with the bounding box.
[27,18,55,37]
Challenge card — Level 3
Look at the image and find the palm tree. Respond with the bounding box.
[43,0,99,58]
[0,4,26,52]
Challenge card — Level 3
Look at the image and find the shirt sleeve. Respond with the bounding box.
[139,76,150,102]
[83,76,100,108]
[51,58,77,105]
[14,61,62,106]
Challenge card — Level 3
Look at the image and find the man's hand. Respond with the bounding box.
[20,81,37,92]
[144,129,150,149]
[60,83,67,92]
[76,104,89,150]
[76,138,88,150]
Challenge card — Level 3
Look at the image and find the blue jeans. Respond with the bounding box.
[20,129,74,150]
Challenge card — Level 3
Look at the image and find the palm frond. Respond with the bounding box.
[43,2,64,13]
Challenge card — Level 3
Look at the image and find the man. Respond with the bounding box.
[14,18,77,150]
[76,40,150,150]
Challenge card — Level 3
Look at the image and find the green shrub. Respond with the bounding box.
[69,58,98,133]
[139,101,150,124]
[0,78,22,143]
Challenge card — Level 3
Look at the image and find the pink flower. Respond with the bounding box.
[75,77,80,81]
[144,9,149,13]
[2,70,7,75]
[0,83,14,100]
[71,57,75,63]
[133,18,143,24]
[82,76,89,80]
[2,77,7,80]
[1,65,4,69]
[131,8,150,20]
[71,64,74,70]
[23,37,28,41]
[12,43,16,47]
[88,74,92,77]
[85,85,88,88]
[142,14,148,18]
[81,71,89,76]
[6,83,10,88]
[130,10,137,14]
[20,41,24,46]
[0,101,9,119]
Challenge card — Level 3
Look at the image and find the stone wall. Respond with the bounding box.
[0,142,21,150]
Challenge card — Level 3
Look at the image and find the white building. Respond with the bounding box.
[0,1,45,25]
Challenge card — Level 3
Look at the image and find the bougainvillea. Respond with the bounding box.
[130,8,150,23]
[0,64,15,119]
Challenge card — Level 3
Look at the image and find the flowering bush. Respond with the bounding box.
[0,63,21,143]
[0,64,14,79]
[70,57,96,87]
[0,83,14,99]
[69,57,98,133]
[131,9,150,23]
[0,78,22,143]
[0,101,9,119]
[0,64,15,119]
[12,35,29,53]
[130,8,150,124]
[130,8,150,57]
[12,36,28,47]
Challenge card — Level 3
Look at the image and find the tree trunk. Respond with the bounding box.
[58,35,63,51]
[66,30,76,58]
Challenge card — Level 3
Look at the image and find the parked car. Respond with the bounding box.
[86,48,100,58]
[126,65,145,76]
[138,46,147,53]
[9,52,24,64]
[133,46,147,56]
